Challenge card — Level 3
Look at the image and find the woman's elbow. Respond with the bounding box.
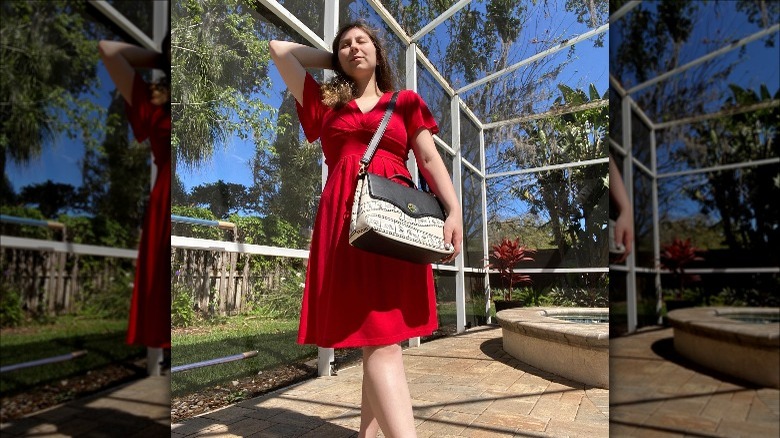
[269,40,284,60]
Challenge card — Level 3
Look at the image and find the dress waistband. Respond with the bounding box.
[329,148,406,167]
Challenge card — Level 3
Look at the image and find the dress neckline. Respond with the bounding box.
[351,91,390,115]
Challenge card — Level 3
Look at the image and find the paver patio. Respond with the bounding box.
[610,326,780,437]
[0,374,170,437]
[172,326,609,437]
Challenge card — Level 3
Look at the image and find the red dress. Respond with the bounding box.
[125,74,171,349]
[297,73,439,348]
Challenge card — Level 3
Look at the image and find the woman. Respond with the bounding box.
[610,154,633,262]
[270,22,462,438]
[98,35,171,353]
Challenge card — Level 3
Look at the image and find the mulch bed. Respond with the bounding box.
[0,360,146,422]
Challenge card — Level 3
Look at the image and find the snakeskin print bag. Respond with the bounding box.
[348,92,454,264]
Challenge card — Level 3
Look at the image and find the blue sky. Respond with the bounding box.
[5,1,776,221]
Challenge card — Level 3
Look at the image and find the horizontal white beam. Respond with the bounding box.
[609,0,642,24]
[483,99,608,130]
[613,265,780,274]
[1,236,137,259]
[628,23,780,94]
[365,0,411,45]
[433,134,456,156]
[462,157,482,177]
[459,99,484,130]
[631,156,654,177]
[253,0,327,49]
[629,97,656,129]
[609,73,627,97]
[609,138,626,156]
[457,22,610,94]
[655,99,780,129]
[658,157,780,179]
[88,1,157,50]
[411,0,472,42]
[486,157,608,179]
[172,235,310,259]
[416,46,456,97]
[493,267,609,274]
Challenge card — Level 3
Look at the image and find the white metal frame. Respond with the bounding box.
[610,1,780,335]
[167,0,613,375]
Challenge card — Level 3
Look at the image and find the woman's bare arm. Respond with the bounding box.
[412,128,463,262]
[269,40,332,105]
[98,40,161,105]
[610,155,634,261]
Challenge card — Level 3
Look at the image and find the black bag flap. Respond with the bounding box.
[365,173,446,220]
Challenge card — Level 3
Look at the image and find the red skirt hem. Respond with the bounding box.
[297,323,438,348]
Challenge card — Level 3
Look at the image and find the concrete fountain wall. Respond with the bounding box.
[496,307,609,388]
[667,307,780,388]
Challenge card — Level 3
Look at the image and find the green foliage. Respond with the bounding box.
[189,180,251,219]
[0,283,24,328]
[1,0,105,172]
[0,316,143,394]
[0,205,52,239]
[172,282,197,328]
[497,84,608,274]
[171,0,277,169]
[171,205,223,240]
[78,271,132,319]
[675,84,780,253]
[548,286,607,308]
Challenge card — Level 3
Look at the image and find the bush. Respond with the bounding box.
[548,286,608,307]
[172,282,197,327]
[79,271,133,318]
[0,283,25,328]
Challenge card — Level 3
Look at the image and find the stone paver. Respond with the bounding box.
[611,326,780,437]
[0,375,170,437]
[173,326,609,437]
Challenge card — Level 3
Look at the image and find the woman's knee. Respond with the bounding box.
[363,343,402,358]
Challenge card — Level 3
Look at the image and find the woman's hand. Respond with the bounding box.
[613,211,634,263]
[440,209,463,263]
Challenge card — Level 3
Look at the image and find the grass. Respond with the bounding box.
[0,316,144,394]
[171,316,317,397]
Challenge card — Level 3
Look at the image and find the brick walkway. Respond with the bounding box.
[0,375,170,437]
[610,326,780,437]
[172,326,609,437]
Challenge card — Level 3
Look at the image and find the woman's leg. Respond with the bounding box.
[360,344,417,438]
[358,376,380,437]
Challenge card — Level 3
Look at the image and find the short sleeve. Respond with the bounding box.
[125,73,153,142]
[402,91,439,148]
[295,73,329,143]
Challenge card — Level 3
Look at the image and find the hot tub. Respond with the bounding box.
[667,307,780,388]
[496,307,609,388]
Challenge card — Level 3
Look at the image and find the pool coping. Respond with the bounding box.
[667,307,780,349]
[496,307,609,351]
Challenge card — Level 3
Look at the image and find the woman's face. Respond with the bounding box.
[337,27,377,80]
[150,83,170,106]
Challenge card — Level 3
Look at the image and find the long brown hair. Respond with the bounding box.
[321,21,395,109]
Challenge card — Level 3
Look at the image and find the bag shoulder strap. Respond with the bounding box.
[359,91,400,174]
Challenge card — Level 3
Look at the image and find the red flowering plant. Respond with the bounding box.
[489,238,535,303]
[660,238,704,301]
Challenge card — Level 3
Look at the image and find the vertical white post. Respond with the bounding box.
[480,126,491,324]
[147,347,163,376]
[651,126,662,325]
[149,0,169,377]
[405,43,422,348]
[451,96,466,334]
[316,0,339,377]
[622,96,637,334]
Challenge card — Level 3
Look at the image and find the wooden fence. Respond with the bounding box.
[2,247,129,315]
[172,247,298,316]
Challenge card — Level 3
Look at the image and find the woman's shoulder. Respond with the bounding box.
[394,89,428,105]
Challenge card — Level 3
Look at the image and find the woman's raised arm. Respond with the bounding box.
[269,40,332,105]
[98,40,162,106]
